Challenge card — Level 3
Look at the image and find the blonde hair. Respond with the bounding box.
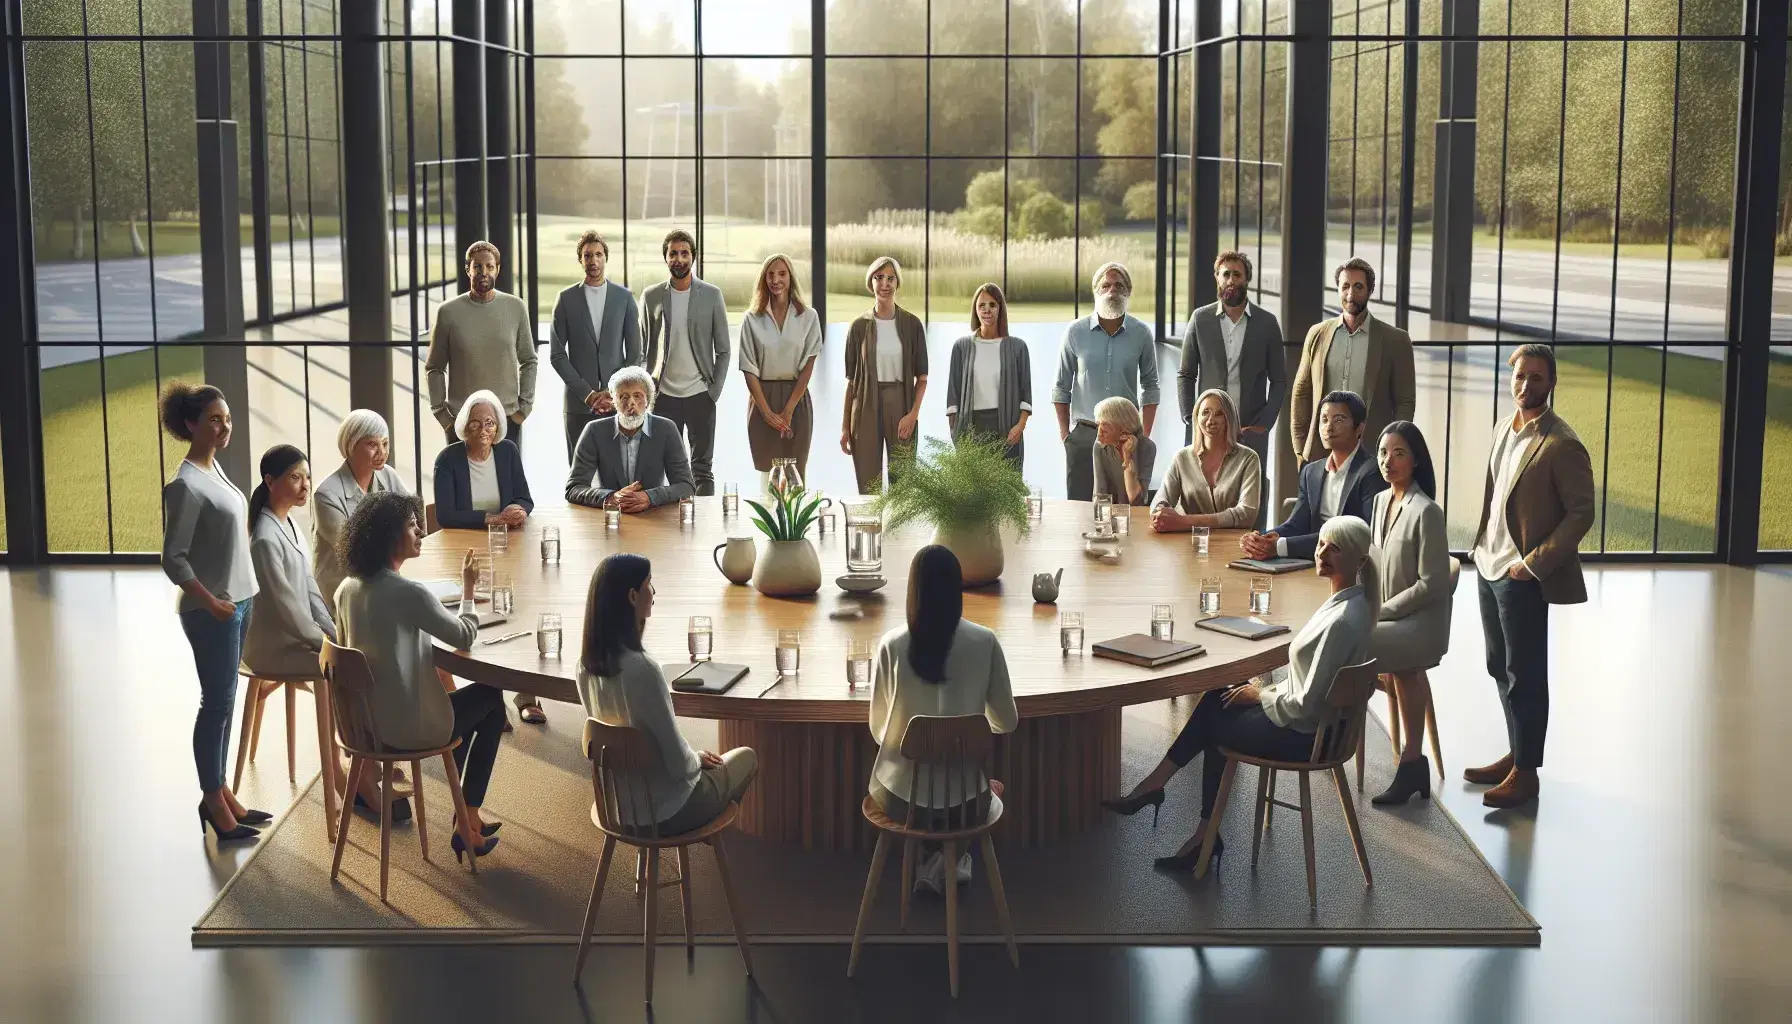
[336,409,390,460]
[1093,395,1143,437]
[1318,515,1381,622]
[865,255,902,292]
[1192,388,1240,454]
[750,253,807,316]
[454,390,508,445]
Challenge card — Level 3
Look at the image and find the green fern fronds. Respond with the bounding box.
[869,435,1030,535]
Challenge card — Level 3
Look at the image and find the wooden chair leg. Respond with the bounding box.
[1425,692,1445,779]
[847,832,892,978]
[573,836,617,982]
[1250,763,1271,870]
[249,681,271,761]
[232,679,263,793]
[1355,724,1366,794]
[439,752,478,876]
[1298,771,1317,912]
[285,682,298,782]
[676,845,695,951]
[330,755,366,884]
[1385,684,1403,761]
[643,843,660,1005]
[379,761,394,903]
[710,834,754,977]
[1194,758,1237,880]
[943,838,960,998]
[899,837,916,932]
[411,759,429,863]
[1264,768,1278,827]
[312,681,340,844]
[1331,765,1374,888]
[980,835,1019,968]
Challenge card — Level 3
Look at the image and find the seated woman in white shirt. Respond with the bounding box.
[869,546,1019,893]
[576,553,758,836]
[1104,516,1377,871]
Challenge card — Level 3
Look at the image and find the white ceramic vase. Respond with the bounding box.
[933,523,1004,587]
[752,539,822,597]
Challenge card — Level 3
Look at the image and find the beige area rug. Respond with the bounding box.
[193,704,1538,948]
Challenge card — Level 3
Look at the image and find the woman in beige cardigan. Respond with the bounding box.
[1150,389,1261,532]
[841,256,928,494]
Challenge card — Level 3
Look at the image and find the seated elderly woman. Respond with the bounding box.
[314,409,410,618]
[1090,395,1156,506]
[1104,515,1377,870]
[434,389,534,531]
[1150,389,1261,533]
[333,491,505,861]
[565,366,696,512]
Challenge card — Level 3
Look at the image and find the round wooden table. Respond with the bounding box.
[414,498,1332,851]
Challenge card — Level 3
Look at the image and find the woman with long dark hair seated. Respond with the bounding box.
[869,545,1019,893]
[1103,516,1378,871]
[333,491,504,861]
[577,553,758,835]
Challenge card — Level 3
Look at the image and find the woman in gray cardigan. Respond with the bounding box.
[945,283,1031,468]
[313,409,409,618]
[159,381,266,843]
[244,445,336,676]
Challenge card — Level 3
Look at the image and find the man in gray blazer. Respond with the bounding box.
[1176,250,1287,528]
[640,229,730,496]
[565,367,695,512]
[550,230,643,460]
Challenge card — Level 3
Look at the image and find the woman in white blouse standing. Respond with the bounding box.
[869,545,1018,893]
[738,253,822,486]
[159,381,267,844]
[313,409,409,618]
[1151,388,1261,532]
[1366,420,1453,806]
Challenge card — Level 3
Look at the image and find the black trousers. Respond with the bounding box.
[1166,687,1317,817]
[563,406,598,462]
[658,391,718,495]
[446,683,507,807]
[445,416,523,452]
[1064,421,1098,501]
[1477,573,1551,769]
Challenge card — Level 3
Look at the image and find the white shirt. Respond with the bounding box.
[1277,449,1354,557]
[738,305,823,380]
[971,338,1002,411]
[869,621,1019,808]
[1218,303,1250,415]
[161,459,260,612]
[660,286,706,399]
[582,282,608,348]
[874,316,903,383]
[466,451,501,510]
[1472,413,1542,581]
[1260,585,1373,731]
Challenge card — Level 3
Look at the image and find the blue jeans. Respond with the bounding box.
[180,598,253,792]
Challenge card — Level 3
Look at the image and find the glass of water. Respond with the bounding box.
[846,504,884,576]
[1192,526,1211,557]
[1249,576,1273,615]
[1199,577,1223,615]
[722,482,740,517]
[688,615,713,662]
[472,552,493,599]
[776,630,802,675]
[1151,603,1174,641]
[1060,611,1085,653]
[487,520,508,555]
[540,525,561,565]
[1028,485,1044,520]
[1113,505,1131,536]
[537,612,563,658]
[679,496,696,525]
[1093,492,1112,533]
[604,501,621,530]
[846,638,873,691]
[491,570,514,615]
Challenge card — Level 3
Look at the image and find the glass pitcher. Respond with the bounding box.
[768,457,804,500]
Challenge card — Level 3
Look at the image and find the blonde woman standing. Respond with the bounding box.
[842,256,928,493]
[738,253,823,484]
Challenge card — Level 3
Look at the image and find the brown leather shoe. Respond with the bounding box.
[1463,753,1514,786]
[1482,768,1539,808]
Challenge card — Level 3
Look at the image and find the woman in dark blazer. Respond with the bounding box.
[433,389,535,530]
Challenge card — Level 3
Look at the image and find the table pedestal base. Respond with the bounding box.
[719,708,1123,852]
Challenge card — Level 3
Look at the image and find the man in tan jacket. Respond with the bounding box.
[1289,258,1415,464]
[1466,343,1596,808]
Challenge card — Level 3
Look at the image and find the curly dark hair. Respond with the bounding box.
[158,380,226,441]
[341,490,425,580]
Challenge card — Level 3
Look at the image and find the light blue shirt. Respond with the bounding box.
[617,415,652,484]
[1051,313,1162,425]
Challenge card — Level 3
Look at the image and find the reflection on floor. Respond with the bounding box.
[1,563,1789,1023]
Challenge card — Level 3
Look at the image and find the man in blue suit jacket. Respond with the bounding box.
[565,367,696,512]
[1240,390,1386,560]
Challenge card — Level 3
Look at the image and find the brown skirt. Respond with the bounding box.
[852,381,912,494]
[747,378,814,474]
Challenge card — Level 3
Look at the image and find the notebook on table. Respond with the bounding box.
[668,662,750,695]
[1090,634,1206,668]
[1194,616,1291,641]
[1227,557,1315,575]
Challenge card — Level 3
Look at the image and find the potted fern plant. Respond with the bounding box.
[870,436,1030,587]
[744,486,825,597]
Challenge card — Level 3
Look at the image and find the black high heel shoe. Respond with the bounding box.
[480,822,502,838]
[1154,834,1224,872]
[236,808,273,825]
[1371,755,1431,806]
[1100,788,1166,827]
[452,831,499,863]
[354,792,413,823]
[198,802,260,843]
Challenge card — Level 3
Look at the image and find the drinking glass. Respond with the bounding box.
[540,525,561,565]
[537,612,563,658]
[688,616,713,662]
[776,630,802,675]
[1250,577,1274,615]
[722,482,740,517]
[1028,485,1044,520]
[846,638,873,691]
[1192,526,1211,557]
[487,521,508,555]
[472,552,493,599]
[679,496,696,525]
[604,504,621,530]
[813,491,834,534]
[491,571,514,616]
[846,504,884,576]
[1060,611,1085,653]
[1151,603,1174,641]
[1093,492,1113,532]
[1113,506,1131,536]
[1199,577,1223,615]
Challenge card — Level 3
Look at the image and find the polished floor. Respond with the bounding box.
[2,562,1789,1023]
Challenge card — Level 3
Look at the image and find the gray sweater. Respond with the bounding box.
[161,459,259,612]
[335,570,479,751]
[945,334,1032,443]
[577,649,702,825]
[425,290,540,427]
[244,510,336,677]
[312,461,410,617]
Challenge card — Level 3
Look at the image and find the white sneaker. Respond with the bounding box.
[954,852,973,885]
[914,851,945,894]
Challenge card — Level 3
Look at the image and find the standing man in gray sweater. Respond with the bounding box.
[550,230,642,460]
[640,229,730,495]
[425,241,540,451]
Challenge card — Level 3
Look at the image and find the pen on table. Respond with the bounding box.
[480,630,534,646]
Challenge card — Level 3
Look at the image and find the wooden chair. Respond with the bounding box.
[322,640,482,903]
[572,719,754,1003]
[1194,660,1378,912]
[1356,559,1458,791]
[424,502,440,536]
[847,714,1019,998]
[232,666,343,841]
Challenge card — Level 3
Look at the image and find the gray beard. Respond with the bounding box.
[617,410,647,431]
[1096,295,1128,320]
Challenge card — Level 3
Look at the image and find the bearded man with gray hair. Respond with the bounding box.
[1051,262,1162,500]
[565,365,696,513]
